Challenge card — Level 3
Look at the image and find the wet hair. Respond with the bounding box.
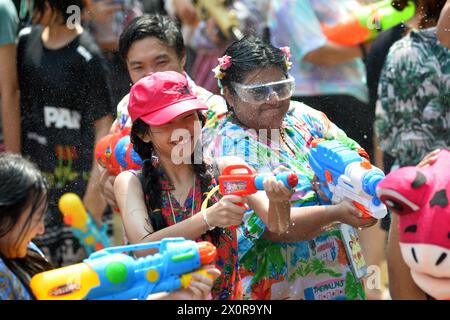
[119,14,185,62]
[130,113,222,246]
[0,153,53,298]
[219,35,288,89]
[218,35,288,113]
[416,0,447,28]
[32,0,84,24]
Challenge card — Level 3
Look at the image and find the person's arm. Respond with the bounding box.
[82,53,114,225]
[98,95,131,210]
[303,41,369,67]
[270,1,368,69]
[0,43,20,153]
[114,171,246,256]
[171,0,199,26]
[437,0,450,49]
[387,213,428,299]
[264,200,376,242]
[83,114,113,226]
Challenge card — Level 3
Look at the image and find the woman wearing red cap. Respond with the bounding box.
[114,71,294,300]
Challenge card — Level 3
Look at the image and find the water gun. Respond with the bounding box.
[217,164,299,228]
[308,139,387,219]
[193,0,244,40]
[321,0,416,46]
[95,128,142,175]
[30,238,216,300]
[114,135,143,171]
[95,132,123,176]
[59,193,110,254]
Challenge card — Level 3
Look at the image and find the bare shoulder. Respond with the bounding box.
[114,171,142,191]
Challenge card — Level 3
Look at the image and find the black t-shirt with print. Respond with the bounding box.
[17,25,112,207]
[17,25,113,266]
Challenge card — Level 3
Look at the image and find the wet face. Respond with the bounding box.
[126,37,185,84]
[225,66,290,130]
[0,196,47,259]
[141,112,202,164]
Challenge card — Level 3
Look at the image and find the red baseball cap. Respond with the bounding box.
[128,71,208,126]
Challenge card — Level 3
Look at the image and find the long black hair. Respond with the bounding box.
[217,35,289,114]
[0,153,53,298]
[130,112,223,245]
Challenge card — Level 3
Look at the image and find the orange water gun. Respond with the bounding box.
[217,164,299,228]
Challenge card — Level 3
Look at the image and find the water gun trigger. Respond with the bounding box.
[352,201,372,219]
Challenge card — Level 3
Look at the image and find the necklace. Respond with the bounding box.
[279,127,297,157]
[167,176,196,224]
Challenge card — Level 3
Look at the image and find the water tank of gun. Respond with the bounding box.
[362,170,385,199]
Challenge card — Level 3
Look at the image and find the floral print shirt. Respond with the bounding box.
[375,27,450,168]
[202,101,366,300]
[0,243,44,300]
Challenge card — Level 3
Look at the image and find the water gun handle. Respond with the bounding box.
[180,269,214,288]
[218,164,256,230]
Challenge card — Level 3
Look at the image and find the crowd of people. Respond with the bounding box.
[0,0,448,300]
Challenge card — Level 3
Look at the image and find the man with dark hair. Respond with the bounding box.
[100,14,226,211]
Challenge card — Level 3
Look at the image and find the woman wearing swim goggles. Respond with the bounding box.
[206,36,377,300]
[231,76,295,104]
[212,40,296,130]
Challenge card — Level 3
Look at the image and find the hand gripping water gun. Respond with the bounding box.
[30,238,216,300]
[215,164,299,228]
[193,0,244,40]
[321,0,416,46]
[95,132,124,176]
[59,193,110,254]
[308,139,387,219]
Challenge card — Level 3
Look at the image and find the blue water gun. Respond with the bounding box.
[30,238,217,300]
[308,139,387,219]
[114,135,143,171]
[59,193,110,254]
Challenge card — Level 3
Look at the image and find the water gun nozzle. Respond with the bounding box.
[197,241,217,265]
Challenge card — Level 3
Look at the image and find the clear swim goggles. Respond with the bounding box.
[231,76,295,104]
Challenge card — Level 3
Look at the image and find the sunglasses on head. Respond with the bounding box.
[231,76,295,104]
